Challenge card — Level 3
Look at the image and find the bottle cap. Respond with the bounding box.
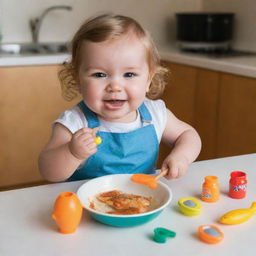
[230,171,246,182]
[205,176,218,183]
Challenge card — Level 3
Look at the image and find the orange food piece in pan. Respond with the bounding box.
[97,190,152,214]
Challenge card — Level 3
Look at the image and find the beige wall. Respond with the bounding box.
[0,0,199,46]
[0,0,255,51]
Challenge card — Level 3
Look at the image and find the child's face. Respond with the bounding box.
[78,34,151,123]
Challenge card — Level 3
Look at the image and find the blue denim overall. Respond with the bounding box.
[67,101,159,181]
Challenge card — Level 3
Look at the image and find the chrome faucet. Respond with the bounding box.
[29,5,72,43]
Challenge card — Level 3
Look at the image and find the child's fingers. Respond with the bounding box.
[77,132,94,141]
[161,165,169,176]
[74,127,99,138]
[170,165,187,179]
[73,127,91,138]
[92,127,100,136]
[169,167,179,179]
[73,127,101,150]
[163,163,179,179]
[177,165,188,178]
[86,142,97,151]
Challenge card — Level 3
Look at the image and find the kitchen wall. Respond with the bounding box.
[0,0,255,52]
[202,0,256,52]
[0,0,200,46]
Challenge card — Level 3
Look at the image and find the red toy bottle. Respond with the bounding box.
[229,171,247,199]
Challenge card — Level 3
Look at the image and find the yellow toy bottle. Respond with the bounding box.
[201,176,220,202]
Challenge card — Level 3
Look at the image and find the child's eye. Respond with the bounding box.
[91,72,107,78]
[124,72,137,78]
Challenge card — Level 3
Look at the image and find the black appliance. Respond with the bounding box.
[176,12,235,52]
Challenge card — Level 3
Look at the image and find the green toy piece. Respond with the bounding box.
[153,227,176,243]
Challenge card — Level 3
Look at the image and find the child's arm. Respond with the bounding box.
[38,123,97,182]
[161,109,201,179]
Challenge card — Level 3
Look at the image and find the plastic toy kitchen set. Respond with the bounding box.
[2,153,256,256]
[52,169,255,245]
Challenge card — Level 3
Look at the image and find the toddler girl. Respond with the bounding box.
[38,13,201,182]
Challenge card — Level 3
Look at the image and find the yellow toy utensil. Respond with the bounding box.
[131,169,168,189]
[92,127,102,145]
[219,202,256,225]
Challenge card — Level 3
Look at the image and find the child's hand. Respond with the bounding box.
[68,127,99,160]
[161,154,189,179]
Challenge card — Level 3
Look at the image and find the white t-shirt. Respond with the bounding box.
[54,98,167,143]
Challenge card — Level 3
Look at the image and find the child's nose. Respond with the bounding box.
[106,80,122,92]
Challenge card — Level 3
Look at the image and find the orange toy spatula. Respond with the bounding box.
[131,169,168,189]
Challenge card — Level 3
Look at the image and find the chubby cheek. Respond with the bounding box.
[130,78,150,98]
[127,85,148,108]
[80,81,102,106]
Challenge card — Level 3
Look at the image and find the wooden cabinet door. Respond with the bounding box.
[216,73,256,157]
[158,62,198,167]
[161,62,198,125]
[158,62,220,165]
[0,65,78,188]
[158,61,256,167]
[194,69,220,160]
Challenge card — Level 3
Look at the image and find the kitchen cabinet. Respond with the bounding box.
[217,73,256,157]
[157,61,256,167]
[0,65,78,189]
[1,62,255,188]
[193,68,220,160]
[157,62,198,166]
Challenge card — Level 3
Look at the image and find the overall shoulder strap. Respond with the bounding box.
[77,101,100,128]
[138,102,152,123]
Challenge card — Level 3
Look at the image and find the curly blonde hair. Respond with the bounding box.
[59,13,169,101]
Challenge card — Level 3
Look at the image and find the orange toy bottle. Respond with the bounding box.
[201,176,220,202]
[52,192,83,234]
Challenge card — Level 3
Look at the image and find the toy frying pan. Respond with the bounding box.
[131,169,168,189]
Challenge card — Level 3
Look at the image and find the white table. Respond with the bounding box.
[1,154,256,256]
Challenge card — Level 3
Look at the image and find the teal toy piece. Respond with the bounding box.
[153,227,176,243]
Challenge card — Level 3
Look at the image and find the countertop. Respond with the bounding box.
[0,46,256,79]
[1,154,256,256]
[160,45,256,79]
[0,53,70,67]
[0,46,256,78]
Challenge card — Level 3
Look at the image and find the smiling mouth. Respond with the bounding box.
[104,100,126,104]
[103,100,126,109]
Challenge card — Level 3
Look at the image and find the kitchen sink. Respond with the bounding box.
[0,42,70,56]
